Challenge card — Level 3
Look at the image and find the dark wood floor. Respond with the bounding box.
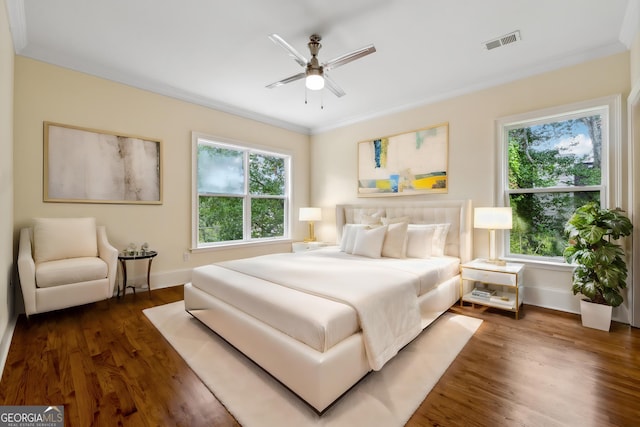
[1,286,639,426]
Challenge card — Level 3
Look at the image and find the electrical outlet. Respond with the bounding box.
[183,251,190,262]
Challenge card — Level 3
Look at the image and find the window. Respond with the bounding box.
[498,96,620,263]
[193,134,291,248]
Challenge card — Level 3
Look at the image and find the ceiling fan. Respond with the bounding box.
[266,33,376,98]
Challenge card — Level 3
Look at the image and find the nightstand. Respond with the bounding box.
[460,258,525,319]
[292,241,328,253]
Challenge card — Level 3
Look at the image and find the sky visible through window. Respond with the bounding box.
[529,120,593,162]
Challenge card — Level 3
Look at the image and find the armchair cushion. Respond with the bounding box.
[35,257,109,288]
[33,217,98,263]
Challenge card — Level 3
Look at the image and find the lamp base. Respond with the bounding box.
[304,222,316,243]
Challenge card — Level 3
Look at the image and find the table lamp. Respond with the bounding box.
[299,207,322,242]
[474,207,512,265]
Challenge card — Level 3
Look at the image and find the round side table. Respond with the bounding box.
[117,250,157,297]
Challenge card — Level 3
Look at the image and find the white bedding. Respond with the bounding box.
[191,247,460,371]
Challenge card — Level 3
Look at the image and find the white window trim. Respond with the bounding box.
[495,95,622,267]
[191,132,292,250]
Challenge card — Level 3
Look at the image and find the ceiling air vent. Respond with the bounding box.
[483,30,521,50]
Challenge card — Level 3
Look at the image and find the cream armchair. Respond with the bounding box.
[17,217,118,317]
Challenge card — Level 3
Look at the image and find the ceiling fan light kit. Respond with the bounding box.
[267,33,376,102]
[305,70,324,91]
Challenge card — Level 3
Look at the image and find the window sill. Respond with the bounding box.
[190,238,292,253]
[501,256,575,272]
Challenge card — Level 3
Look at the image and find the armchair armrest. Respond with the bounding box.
[97,225,119,296]
[17,228,37,316]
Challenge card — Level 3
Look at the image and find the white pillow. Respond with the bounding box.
[406,225,436,258]
[382,222,408,258]
[33,217,98,263]
[339,224,368,253]
[361,214,383,225]
[432,223,451,256]
[406,223,450,258]
[352,225,388,258]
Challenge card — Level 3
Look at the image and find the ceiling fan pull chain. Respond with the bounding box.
[321,89,324,110]
[305,86,308,104]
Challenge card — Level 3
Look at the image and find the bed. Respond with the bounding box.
[184,199,472,412]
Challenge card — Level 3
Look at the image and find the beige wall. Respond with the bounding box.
[0,2,15,364]
[13,57,311,288]
[311,52,631,317]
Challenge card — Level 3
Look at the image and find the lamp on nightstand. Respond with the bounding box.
[299,207,322,242]
[474,207,512,265]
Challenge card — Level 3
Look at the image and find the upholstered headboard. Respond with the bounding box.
[335,199,472,263]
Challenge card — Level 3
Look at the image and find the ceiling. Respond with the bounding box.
[6,0,637,134]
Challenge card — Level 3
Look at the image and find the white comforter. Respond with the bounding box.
[218,252,422,371]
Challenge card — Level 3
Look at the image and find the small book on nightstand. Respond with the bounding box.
[471,287,496,299]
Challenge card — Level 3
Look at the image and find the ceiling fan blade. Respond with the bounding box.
[324,74,346,97]
[323,44,376,71]
[268,34,308,68]
[265,72,306,89]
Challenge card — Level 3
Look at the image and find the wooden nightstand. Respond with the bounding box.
[460,259,525,319]
[291,241,328,253]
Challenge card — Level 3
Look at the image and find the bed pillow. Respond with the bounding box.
[431,223,451,256]
[381,216,411,225]
[339,224,369,253]
[381,222,408,258]
[352,225,388,258]
[361,213,383,226]
[406,223,450,258]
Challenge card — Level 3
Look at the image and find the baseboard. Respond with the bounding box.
[523,286,630,324]
[0,314,17,379]
[123,267,192,291]
[524,286,580,314]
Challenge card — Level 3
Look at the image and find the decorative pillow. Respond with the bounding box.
[33,217,98,263]
[381,216,411,225]
[406,223,450,258]
[361,214,383,226]
[406,225,436,258]
[352,225,388,258]
[339,224,369,253]
[431,223,451,256]
[381,222,408,258]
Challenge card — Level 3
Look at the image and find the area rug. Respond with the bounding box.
[143,301,482,427]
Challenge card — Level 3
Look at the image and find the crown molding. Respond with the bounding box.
[311,41,628,135]
[619,0,639,49]
[5,0,27,52]
[18,51,312,135]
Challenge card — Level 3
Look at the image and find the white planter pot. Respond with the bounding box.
[580,299,612,331]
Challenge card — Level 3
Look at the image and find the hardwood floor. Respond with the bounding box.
[1,286,639,426]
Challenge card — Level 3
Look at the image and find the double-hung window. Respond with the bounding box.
[497,96,620,263]
[193,134,291,248]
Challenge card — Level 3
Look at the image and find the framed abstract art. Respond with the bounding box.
[357,122,448,197]
[44,122,162,204]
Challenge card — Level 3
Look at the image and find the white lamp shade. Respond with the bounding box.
[474,207,512,229]
[305,74,324,90]
[299,207,322,221]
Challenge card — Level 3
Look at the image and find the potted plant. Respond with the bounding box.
[563,201,633,331]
